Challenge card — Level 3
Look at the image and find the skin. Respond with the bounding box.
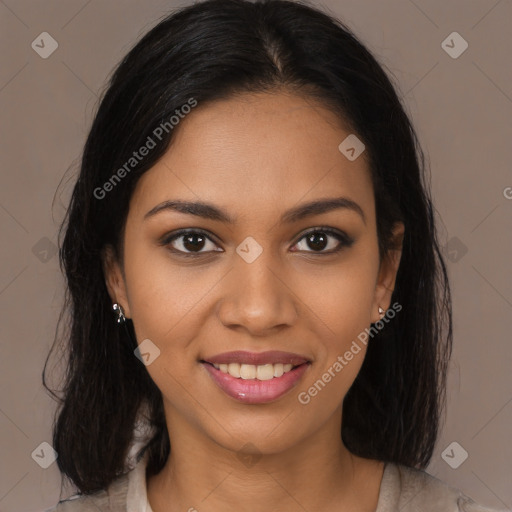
[103,90,404,512]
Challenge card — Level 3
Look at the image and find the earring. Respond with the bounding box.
[113,303,126,324]
[378,306,385,319]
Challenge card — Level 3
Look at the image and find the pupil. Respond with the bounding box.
[184,234,205,252]
[308,232,327,251]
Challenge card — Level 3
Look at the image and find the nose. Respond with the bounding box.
[216,250,299,336]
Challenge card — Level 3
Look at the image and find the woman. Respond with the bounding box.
[43,0,504,510]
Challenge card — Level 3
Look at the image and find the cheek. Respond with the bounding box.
[295,283,372,418]
[122,241,210,340]
[292,250,378,400]
[122,247,208,406]
[295,253,378,343]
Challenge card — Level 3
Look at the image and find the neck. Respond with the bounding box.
[146,404,384,512]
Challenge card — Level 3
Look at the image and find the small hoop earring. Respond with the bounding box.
[378,306,385,319]
[113,303,126,324]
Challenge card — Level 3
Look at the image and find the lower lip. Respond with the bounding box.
[202,362,310,404]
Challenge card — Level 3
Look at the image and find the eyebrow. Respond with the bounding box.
[144,196,366,225]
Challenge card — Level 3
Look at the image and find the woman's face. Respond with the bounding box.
[104,91,403,455]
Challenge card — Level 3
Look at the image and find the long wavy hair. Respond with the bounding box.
[43,0,452,496]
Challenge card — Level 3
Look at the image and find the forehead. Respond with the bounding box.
[129,91,374,223]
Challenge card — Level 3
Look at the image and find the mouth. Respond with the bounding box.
[199,351,311,404]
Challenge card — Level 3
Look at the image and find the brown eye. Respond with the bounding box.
[162,229,222,256]
[292,228,354,254]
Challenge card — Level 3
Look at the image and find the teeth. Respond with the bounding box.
[273,363,284,378]
[211,362,296,380]
[228,362,240,378]
[240,364,256,380]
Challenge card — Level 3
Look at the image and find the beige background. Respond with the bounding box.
[1,0,511,510]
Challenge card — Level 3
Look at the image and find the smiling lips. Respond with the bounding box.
[201,350,311,404]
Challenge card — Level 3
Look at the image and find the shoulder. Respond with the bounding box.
[45,447,153,512]
[44,472,130,512]
[378,463,509,512]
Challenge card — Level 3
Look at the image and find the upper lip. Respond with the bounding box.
[202,350,310,367]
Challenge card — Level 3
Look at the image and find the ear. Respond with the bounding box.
[371,222,404,323]
[101,245,132,319]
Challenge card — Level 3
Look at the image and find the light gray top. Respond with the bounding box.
[46,451,507,512]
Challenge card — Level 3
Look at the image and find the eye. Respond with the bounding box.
[291,228,354,254]
[161,227,354,257]
[162,229,222,256]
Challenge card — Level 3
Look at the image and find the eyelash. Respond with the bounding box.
[160,227,354,258]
